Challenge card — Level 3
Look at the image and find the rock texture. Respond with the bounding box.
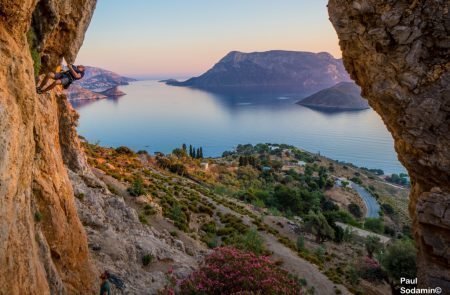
[69,170,198,294]
[0,0,97,294]
[298,82,369,110]
[328,0,450,288]
[168,50,351,93]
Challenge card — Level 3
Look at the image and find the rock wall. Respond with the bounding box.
[328,0,450,288]
[0,0,97,293]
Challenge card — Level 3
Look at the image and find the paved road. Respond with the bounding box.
[350,182,380,218]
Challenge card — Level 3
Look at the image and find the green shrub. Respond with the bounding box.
[128,177,145,196]
[348,203,362,218]
[27,29,41,78]
[34,211,43,222]
[75,193,85,201]
[381,203,395,215]
[296,235,305,251]
[142,253,154,266]
[115,146,134,155]
[229,229,265,255]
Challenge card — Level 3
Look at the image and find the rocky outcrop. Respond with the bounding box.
[98,86,126,97]
[0,0,97,293]
[168,50,351,93]
[328,0,450,288]
[69,170,198,294]
[66,84,107,101]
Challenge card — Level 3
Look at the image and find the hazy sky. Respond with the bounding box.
[77,0,341,78]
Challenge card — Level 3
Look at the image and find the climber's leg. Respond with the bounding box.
[40,79,62,93]
[37,72,56,90]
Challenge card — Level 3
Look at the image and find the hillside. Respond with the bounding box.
[298,82,370,110]
[81,142,411,294]
[167,50,351,93]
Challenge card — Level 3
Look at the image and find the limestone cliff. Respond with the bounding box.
[328,0,450,288]
[0,0,97,293]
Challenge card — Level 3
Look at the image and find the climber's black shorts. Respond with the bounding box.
[54,72,72,88]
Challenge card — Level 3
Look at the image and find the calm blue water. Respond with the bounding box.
[73,80,406,174]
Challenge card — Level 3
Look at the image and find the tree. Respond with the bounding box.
[199,147,203,158]
[380,239,417,287]
[182,143,187,152]
[365,235,383,258]
[189,145,193,157]
[192,148,196,159]
[196,148,201,159]
[172,148,187,158]
[348,203,362,218]
[304,211,335,243]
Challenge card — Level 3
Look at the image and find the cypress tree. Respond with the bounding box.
[189,145,193,157]
[199,147,203,158]
[182,143,187,152]
[192,148,196,159]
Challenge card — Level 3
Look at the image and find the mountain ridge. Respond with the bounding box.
[167,50,351,93]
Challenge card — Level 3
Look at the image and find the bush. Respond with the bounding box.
[358,257,386,282]
[115,146,134,155]
[381,203,395,215]
[128,177,145,196]
[296,235,305,251]
[34,211,43,222]
[348,203,362,218]
[228,229,265,255]
[27,29,41,77]
[142,253,154,266]
[180,247,302,294]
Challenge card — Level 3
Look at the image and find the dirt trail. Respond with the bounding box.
[261,233,350,295]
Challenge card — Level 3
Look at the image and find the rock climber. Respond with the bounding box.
[36,64,85,94]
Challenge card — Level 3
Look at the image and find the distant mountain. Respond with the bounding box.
[297,82,369,110]
[74,66,136,91]
[66,66,134,101]
[167,50,351,93]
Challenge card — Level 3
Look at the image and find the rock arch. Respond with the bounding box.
[328,0,449,288]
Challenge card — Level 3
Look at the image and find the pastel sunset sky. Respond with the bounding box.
[77,0,341,78]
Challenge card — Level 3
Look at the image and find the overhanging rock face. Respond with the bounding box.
[0,0,97,293]
[328,0,449,288]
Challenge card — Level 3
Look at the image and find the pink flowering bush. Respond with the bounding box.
[180,247,302,294]
[358,256,386,282]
